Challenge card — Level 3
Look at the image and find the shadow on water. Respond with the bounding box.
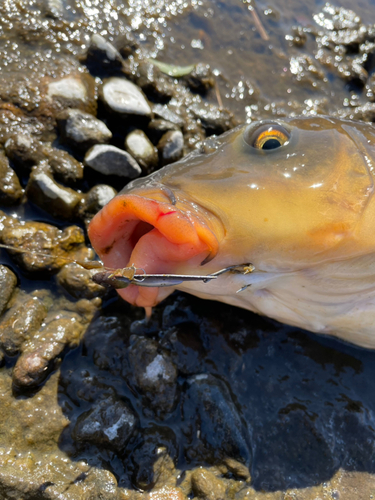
[56,292,375,491]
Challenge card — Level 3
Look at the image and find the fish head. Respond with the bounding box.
[88,115,375,310]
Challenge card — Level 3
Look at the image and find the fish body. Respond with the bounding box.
[88,116,375,348]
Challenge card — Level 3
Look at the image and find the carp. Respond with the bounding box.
[88,116,375,348]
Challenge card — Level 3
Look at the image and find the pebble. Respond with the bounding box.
[1,219,92,273]
[183,63,215,94]
[57,263,107,300]
[100,77,152,117]
[73,395,138,452]
[115,31,140,58]
[157,130,184,166]
[57,108,112,151]
[147,119,181,144]
[12,307,95,389]
[0,266,17,317]
[181,374,251,465]
[84,144,141,178]
[84,34,124,71]
[152,104,185,127]
[191,469,226,500]
[135,61,174,102]
[5,135,83,183]
[0,297,48,356]
[130,425,177,490]
[46,74,96,114]
[126,336,178,418]
[26,166,83,219]
[125,129,158,174]
[78,184,117,225]
[0,151,23,205]
[190,103,237,135]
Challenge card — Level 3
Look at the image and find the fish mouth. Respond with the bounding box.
[88,189,221,309]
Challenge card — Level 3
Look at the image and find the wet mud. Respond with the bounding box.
[1,0,375,498]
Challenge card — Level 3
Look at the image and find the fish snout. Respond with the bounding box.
[88,188,222,309]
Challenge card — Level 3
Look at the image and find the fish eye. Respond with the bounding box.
[244,123,291,150]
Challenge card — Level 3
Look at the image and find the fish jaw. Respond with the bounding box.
[88,192,222,308]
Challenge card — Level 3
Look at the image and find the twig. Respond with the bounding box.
[245,0,269,41]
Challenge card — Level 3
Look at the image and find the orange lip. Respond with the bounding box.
[88,193,220,308]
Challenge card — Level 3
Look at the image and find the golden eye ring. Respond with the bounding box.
[244,123,291,150]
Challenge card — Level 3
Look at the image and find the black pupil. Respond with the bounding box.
[262,138,281,150]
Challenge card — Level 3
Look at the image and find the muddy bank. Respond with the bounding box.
[1,0,375,499]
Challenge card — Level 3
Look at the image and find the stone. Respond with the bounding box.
[57,108,112,151]
[26,166,83,219]
[5,135,83,183]
[57,263,107,300]
[147,119,181,145]
[157,130,184,166]
[189,102,237,135]
[100,77,152,117]
[183,63,215,94]
[125,129,158,174]
[0,151,23,205]
[152,104,185,127]
[0,219,93,274]
[73,395,138,452]
[181,374,251,465]
[85,34,124,70]
[78,184,117,225]
[130,425,177,490]
[0,265,17,317]
[84,144,141,178]
[115,31,140,58]
[13,300,98,389]
[135,61,174,102]
[191,469,226,500]
[126,336,178,418]
[0,296,48,356]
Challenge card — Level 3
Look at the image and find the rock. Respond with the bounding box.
[26,166,83,219]
[100,77,152,117]
[84,34,125,72]
[181,374,251,465]
[5,135,83,183]
[124,129,159,174]
[191,469,226,500]
[0,265,17,317]
[135,61,174,102]
[147,119,181,144]
[0,151,23,205]
[44,73,97,115]
[115,31,140,58]
[84,144,141,178]
[57,108,112,151]
[13,300,98,389]
[189,102,237,135]
[183,63,215,94]
[157,130,184,167]
[152,104,185,127]
[40,144,84,183]
[222,458,251,481]
[73,395,138,452]
[78,184,117,225]
[0,296,48,356]
[130,425,177,490]
[43,0,64,19]
[126,336,178,418]
[57,262,107,299]
[4,134,45,169]
[0,219,93,273]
